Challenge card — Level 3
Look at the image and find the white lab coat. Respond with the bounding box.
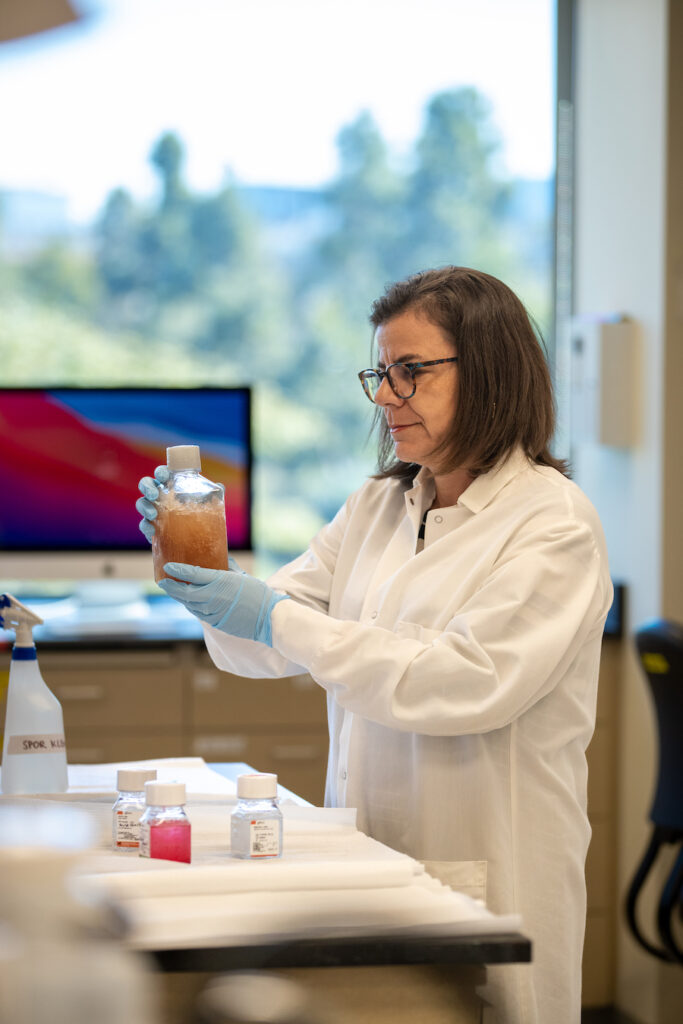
[203,447,613,1023]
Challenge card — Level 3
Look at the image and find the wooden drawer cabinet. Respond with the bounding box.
[583,638,620,1007]
[582,910,615,1006]
[191,728,329,805]
[0,642,329,804]
[188,656,329,800]
[65,730,188,764]
[45,650,185,730]
[586,720,616,815]
[191,660,327,728]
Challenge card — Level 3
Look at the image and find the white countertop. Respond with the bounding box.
[1,758,523,952]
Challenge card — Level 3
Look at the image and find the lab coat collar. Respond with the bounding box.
[406,446,532,515]
[404,470,435,518]
[458,447,532,512]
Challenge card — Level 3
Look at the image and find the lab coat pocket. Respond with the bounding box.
[421,859,488,903]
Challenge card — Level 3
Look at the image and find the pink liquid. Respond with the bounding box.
[149,820,192,863]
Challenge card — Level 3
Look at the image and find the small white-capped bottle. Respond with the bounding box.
[230,773,283,859]
[139,781,191,863]
[111,769,158,851]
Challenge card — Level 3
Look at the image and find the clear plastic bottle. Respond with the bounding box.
[111,768,158,852]
[230,773,283,859]
[151,444,228,583]
[1,594,68,796]
[0,803,160,1024]
[139,781,191,863]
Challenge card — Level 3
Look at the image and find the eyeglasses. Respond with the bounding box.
[358,358,458,403]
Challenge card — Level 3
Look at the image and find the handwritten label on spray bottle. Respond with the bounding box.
[7,734,66,754]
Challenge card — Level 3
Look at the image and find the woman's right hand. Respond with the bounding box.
[135,465,170,542]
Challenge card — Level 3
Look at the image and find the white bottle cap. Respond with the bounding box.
[145,781,187,806]
[167,445,201,471]
[117,768,157,791]
[236,773,278,799]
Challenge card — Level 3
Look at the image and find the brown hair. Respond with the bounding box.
[368,266,569,479]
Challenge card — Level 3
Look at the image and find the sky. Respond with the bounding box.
[0,0,554,224]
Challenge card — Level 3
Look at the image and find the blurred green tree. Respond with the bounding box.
[94,134,267,334]
[1,87,552,565]
[21,242,98,312]
[314,110,405,312]
[151,132,186,209]
[405,87,513,276]
[97,188,141,300]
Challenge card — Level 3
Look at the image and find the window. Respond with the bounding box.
[0,0,555,571]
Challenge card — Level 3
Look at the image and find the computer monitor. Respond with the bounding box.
[0,386,252,584]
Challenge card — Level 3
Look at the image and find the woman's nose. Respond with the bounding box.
[374,376,402,407]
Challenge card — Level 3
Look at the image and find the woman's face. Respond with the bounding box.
[374,308,459,472]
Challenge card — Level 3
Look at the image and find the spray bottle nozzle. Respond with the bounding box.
[0,594,44,647]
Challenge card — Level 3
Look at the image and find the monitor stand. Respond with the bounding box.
[73,580,149,625]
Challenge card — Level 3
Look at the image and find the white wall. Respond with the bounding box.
[573,2,665,607]
[571,1,683,1020]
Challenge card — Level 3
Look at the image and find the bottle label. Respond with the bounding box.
[139,821,150,858]
[113,809,144,849]
[249,818,281,857]
[6,733,66,754]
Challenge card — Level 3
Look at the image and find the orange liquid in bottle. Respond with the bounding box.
[152,498,228,582]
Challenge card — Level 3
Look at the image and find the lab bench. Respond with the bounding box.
[154,762,531,1024]
[87,761,533,1024]
[0,596,622,1009]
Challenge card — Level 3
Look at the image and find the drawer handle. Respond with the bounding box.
[272,744,322,761]
[193,670,219,692]
[56,685,105,702]
[193,735,248,757]
[67,748,105,762]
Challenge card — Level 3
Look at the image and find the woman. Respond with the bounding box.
[138,266,613,1023]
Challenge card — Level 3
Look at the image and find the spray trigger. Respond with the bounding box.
[0,593,44,646]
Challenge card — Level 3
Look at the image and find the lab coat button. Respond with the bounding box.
[434,514,443,524]
[341,770,348,780]
[371,611,377,619]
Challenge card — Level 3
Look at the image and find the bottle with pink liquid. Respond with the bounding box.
[152,445,228,583]
[139,781,191,863]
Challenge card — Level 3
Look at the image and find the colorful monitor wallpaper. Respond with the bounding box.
[0,389,252,551]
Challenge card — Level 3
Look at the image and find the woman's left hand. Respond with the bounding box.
[136,466,170,542]
[159,562,288,647]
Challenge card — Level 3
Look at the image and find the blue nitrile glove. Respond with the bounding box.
[135,466,170,542]
[158,561,289,647]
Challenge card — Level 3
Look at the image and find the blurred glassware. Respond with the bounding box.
[0,802,159,1024]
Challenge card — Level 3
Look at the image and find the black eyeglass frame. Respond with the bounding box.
[358,357,459,402]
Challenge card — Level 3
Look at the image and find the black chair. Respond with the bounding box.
[625,619,683,963]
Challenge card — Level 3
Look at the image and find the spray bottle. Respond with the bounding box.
[1,594,68,795]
